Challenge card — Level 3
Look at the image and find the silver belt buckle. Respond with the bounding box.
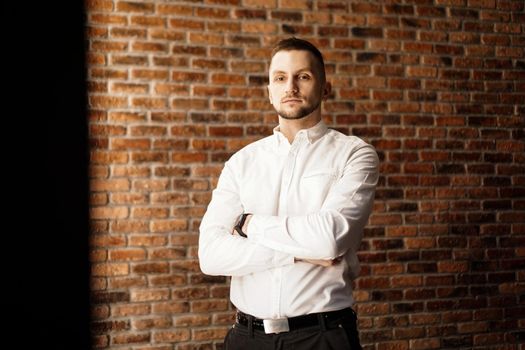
[263,318,290,334]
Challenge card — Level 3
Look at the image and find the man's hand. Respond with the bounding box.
[295,256,343,267]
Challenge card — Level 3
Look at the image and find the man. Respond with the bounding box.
[199,37,378,350]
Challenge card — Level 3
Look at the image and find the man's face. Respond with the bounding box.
[268,50,327,120]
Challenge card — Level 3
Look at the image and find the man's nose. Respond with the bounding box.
[285,78,298,94]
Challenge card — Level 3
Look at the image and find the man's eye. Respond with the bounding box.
[299,75,310,80]
[274,76,285,82]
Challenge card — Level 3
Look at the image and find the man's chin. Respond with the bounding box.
[278,113,308,120]
[276,107,312,120]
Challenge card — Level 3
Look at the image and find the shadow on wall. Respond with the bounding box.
[4,2,91,349]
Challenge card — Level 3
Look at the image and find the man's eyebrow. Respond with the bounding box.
[270,68,314,75]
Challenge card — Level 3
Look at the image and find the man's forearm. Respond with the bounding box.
[199,208,297,277]
[241,214,343,266]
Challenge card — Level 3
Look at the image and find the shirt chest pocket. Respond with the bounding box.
[299,168,339,206]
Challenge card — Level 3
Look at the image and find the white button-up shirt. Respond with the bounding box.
[199,121,379,319]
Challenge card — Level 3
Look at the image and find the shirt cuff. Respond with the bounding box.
[273,250,295,267]
[246,214,265,243]
[247,215,294,267]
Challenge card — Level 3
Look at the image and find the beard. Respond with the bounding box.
[274,97,321,120]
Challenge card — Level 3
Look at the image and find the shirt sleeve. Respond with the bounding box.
[246,144,379,260]
[198,161,295,277]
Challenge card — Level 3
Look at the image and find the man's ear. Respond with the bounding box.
[267,85,273,105]
[322,81,332,101]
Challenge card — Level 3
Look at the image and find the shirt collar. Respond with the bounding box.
[273,120,328,147]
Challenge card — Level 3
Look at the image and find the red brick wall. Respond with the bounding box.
[86,1,525,349]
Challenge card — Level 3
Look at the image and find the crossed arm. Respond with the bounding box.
[237,215,342,267]
[198,145,379,277]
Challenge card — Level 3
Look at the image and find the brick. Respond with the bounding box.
[93,321,130,333]
[132,316,172,330]
[150,274,187,287]
[357,277,390,289]
[116,1,154,13]
[153,329,190,343]
[110,138,150,150]
[131,207,169,219]
[131,41,168,53]
[376,341,409,350]
[91,179,130,192]
[112,165,151,178]
[201,302,227,318]
[352,27,383,38]
[209,126,243,137]
[152,301,190,315]
[89,13,127,25]
[150,193,189,205]
[213,100,247,110]
[394,325,426,338]
[168,19,204,31]
[128,235,167,246]
[92,263,129,276]
[171,98,209,110]
[371,263,403,275]
[90,68,128,80]
[151,219,188,233]
[110,27,146,38]
[401,17,431,29]
[473,333,505,346]
[111,54,149,67]
[111,82,148,94]
[91,40,128,52]
[133,179,169,192]
[438,261,469,273]
[234,9,267,19]
[189,32,225,45]
[109,249,146,261]
[90,206,129,219]
[91,305,112,321]
[172,45,207,56]
[410,338,440,349]
[89,95,127,109]
[157,4,193,16]
[86,0,114,11]
[280,0,311,9]
[210,73,245,86]
[132,261,170,274]
[112,332,150,345]
[108,220,148,234]
[210,285,230,298]
[174,314,211,327]
[86,53,106,65]
[191,299,229,312]
[130,15,165,26]
[106,276,146,290]
[131,69,169,80]
[172,183,208,195]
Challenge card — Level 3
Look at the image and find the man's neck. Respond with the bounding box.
[278,113,322,144]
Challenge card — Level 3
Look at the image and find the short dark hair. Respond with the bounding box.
[270,37,326,81]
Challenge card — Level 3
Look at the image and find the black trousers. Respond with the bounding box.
[224,308,362,350]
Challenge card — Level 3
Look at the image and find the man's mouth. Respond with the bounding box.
[282,98,302,104]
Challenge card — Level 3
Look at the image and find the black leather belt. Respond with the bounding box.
[236,308,355,334]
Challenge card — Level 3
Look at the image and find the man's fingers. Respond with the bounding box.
[298,257,343,267]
